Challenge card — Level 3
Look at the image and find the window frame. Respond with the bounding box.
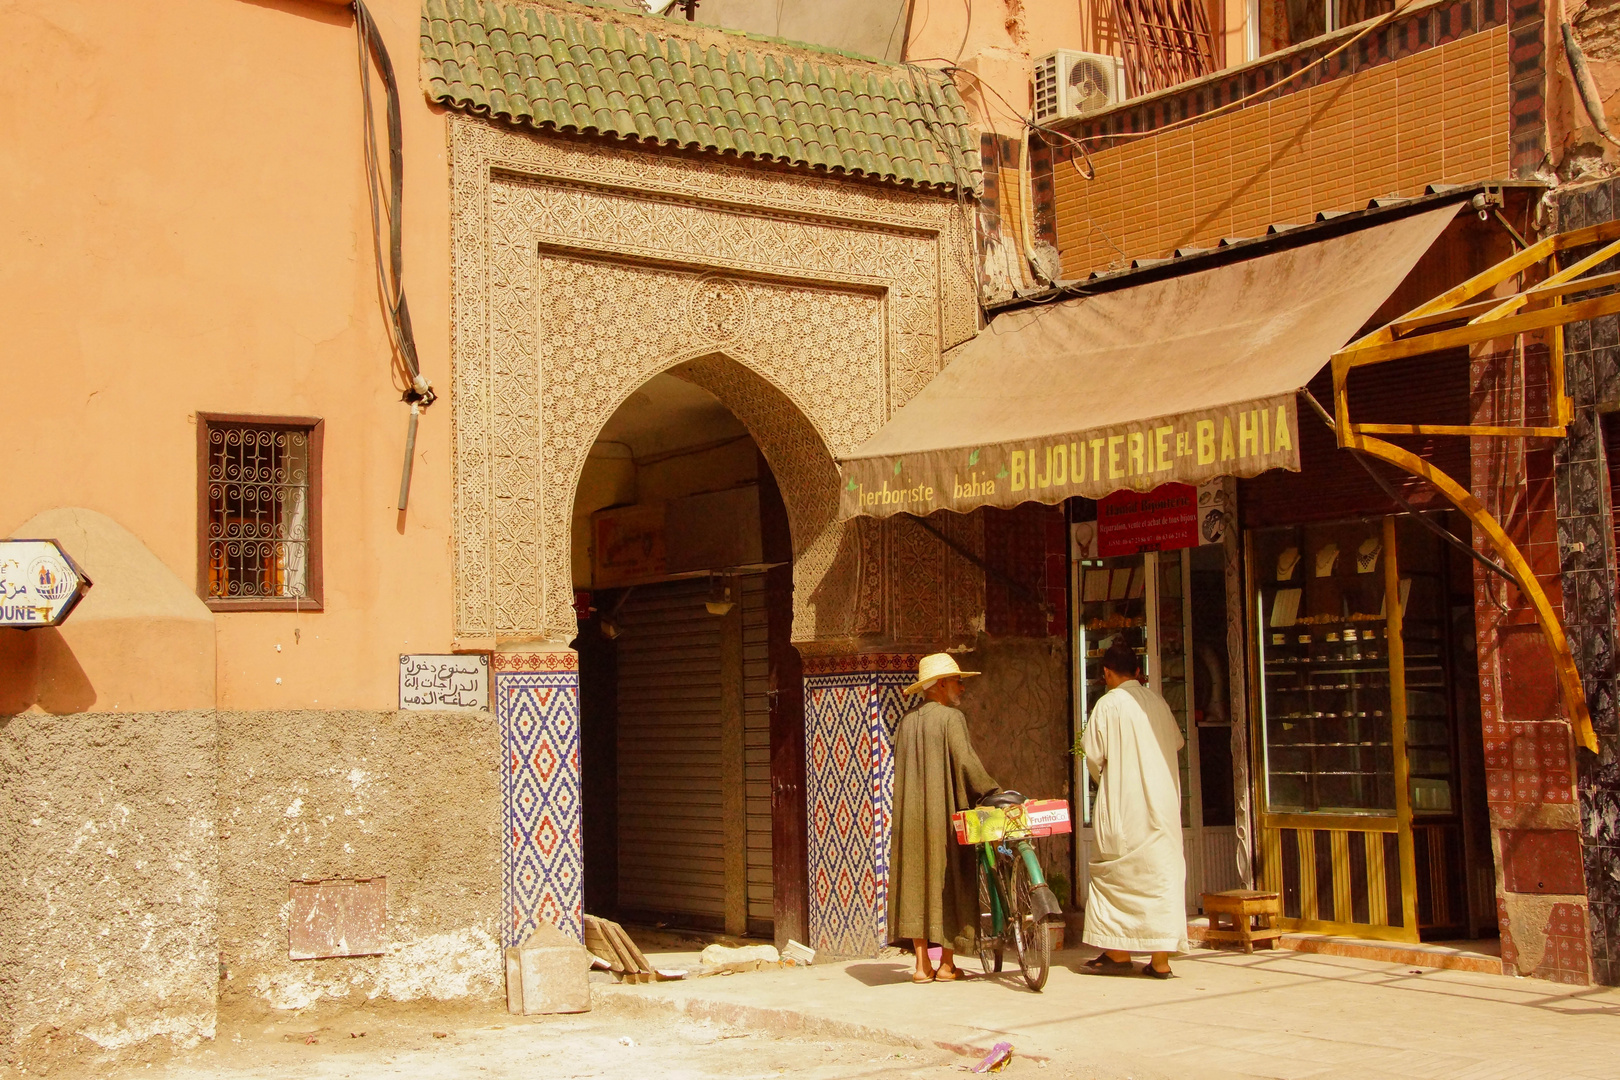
[196,412,325,612]
[1247,0,1394,63]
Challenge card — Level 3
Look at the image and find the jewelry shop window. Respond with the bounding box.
[1253,519,1395,815]
[197,414,323,611]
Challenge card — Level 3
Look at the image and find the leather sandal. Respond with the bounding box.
[1141,963,1174,979]
[911,970,936,983]
[1083,954,1136,976]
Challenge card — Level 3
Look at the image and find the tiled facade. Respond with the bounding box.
[1468,338,1595,983]
[802,654,918,957]
[494,650,584,946]
[1051,28,1511,276]
[983,504,1070,639]
[1547,180,1620,985]
[1038,0,1529,278]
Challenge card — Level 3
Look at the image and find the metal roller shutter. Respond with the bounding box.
[615,580,727,927]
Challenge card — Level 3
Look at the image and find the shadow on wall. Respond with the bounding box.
[0,627,95,713]
[0,507,215,713]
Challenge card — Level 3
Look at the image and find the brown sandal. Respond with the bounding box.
[934,966,974,981]
[1083,954,1136,976]
[911,970,936,983]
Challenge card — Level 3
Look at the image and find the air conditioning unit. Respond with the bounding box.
[1032,50,1126,124]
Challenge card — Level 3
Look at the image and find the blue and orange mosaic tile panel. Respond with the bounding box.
[495,650,583,947]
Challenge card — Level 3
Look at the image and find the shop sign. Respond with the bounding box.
[1096,483,1199,556]
[399,654,489,711]
[0,539,91,628]
[838,392,1299,520]
[593,503,666,588]
[1074,478,1235,558]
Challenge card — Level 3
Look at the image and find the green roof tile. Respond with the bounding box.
[421,0,980,193]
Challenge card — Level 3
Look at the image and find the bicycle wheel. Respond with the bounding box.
[1011,854,1052,991]
[976,860,1003,974]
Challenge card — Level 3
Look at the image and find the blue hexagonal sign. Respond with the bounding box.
[0,539,91,628]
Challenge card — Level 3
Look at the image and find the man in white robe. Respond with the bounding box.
[1082,640,1188,977]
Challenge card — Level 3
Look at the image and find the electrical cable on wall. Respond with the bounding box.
[1561,19,1620,153]
[353,0,434,512]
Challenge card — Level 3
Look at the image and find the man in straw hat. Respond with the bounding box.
[887,653,1002,983]
[1080,640,1188,978]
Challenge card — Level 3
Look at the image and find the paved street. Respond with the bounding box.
[48,943,1618,1080]
[604,944,1620,1080]
[78,997,960,1080]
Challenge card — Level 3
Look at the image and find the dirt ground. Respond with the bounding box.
[8,992,993,1080]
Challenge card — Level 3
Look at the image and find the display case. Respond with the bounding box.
[1391,516,1456,817]
[1249,513,1479,940]
[1074,553,1147,823]
[1253,519,1396,816]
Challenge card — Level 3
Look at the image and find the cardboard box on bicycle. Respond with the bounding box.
[951,799,1072,845]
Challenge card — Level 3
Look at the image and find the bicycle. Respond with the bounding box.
[954,790,1070,991]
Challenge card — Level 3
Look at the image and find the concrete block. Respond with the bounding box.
[698,943,781,974]
[504,922,590,1015]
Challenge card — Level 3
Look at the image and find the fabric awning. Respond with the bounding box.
[837,204,1460,520]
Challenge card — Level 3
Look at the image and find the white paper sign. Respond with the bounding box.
[399,654,489,711]
[0,539,90,627]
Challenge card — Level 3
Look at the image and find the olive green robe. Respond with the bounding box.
[886,700,1001,953]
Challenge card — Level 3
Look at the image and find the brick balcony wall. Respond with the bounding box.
[1036,0,1542,279]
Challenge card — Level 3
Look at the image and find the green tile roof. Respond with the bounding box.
[421,0,981,193]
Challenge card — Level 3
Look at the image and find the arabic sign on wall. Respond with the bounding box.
[0,539,91,628]
[838,393,1298,519]
[593,503,666,588]
[399,654,489,711]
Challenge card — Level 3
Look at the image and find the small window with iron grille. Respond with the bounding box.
[197,414,323,610]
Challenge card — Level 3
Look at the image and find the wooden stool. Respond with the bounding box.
[1200,890,1283,953]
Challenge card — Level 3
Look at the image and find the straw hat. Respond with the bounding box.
[903,652,982,697]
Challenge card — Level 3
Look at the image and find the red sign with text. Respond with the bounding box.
[1097,483,1199,557]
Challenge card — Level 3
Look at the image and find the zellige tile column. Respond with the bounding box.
[493,649,583,946]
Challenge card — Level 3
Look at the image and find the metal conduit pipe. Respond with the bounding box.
[1562,20,1620,153]
[353,0,434,512]
[398,403,420,513]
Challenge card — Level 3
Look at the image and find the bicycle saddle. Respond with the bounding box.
[977,789,1025,808]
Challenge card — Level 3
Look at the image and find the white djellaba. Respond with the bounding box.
[1082,681,1189,954]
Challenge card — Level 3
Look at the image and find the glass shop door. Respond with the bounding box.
[1071,543,1236,911]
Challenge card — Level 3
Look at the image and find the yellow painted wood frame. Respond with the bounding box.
[1244,524,1421,942]
[1330,223,1612,754]
[1382,515,1420,937]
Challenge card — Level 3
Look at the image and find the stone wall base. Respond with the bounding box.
[0,708,501,1068]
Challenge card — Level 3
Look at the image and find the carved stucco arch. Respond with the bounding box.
[665,352,841,559]
[563,345,849,640]
[447,116,978,646]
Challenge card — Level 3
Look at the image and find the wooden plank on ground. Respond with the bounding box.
[605,919,652,973]
[582,916,627,972]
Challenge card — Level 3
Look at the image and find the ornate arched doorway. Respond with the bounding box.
[446,115,979,950]
[568,364,827,944]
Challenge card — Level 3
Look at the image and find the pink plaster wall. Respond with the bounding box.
[1,0,453,711]
[906,0,1240,127]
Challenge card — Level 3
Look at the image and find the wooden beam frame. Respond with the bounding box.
[1330,223,1612,755]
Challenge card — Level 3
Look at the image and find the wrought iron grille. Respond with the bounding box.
[1111,0,1217,98]
[205,422,312,601]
